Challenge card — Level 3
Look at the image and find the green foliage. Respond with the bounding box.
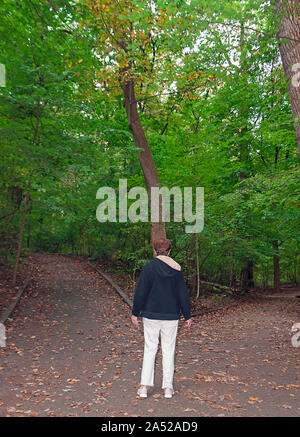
[0,0,299,292]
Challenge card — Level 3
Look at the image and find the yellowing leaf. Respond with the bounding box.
[248,397,263,404]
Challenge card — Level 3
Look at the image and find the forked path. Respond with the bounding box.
[0,254,299,417]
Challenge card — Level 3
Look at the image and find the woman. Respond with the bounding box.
[131,237,192,399]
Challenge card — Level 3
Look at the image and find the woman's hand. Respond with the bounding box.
[131,315,140,326]
[185,318,192,328]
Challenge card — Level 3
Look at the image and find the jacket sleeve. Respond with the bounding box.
[132,264,152,317]
[177,271,191,320]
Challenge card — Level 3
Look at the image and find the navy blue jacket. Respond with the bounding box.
[132,257,191,320]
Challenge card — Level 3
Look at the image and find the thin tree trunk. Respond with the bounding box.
[238,23,254,290]
[241,259,254,292]
[26,205,31,249]
[4,187,23,264]
[12,191,30,286]
[276,0,300,155]
[229,253,234,288]
[273,240,280,292]
[11,98,40,283]
[122,76,166,243]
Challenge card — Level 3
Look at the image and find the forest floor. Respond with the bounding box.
[0,253,299,417]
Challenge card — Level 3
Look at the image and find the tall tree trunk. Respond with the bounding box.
[273,240,280,292]
[276,0,300,155]
[122,76,166,243]
[4,186,23,264]
[229,253,234,288]
[12,191,30,286]
[241,259,254,292]
[238,22,254,290]
[11,97,41,283]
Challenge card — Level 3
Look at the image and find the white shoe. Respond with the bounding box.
[137,386,148,398]
[164,388,174,398]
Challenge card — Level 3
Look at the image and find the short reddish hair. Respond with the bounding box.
[153,238,172,256]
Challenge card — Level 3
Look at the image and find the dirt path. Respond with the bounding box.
[0,254,299,417]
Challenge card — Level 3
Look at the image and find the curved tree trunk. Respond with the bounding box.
[122,76,166,243]
[276,0,300,155]
[239,23,255,291]
[229,253,235,288]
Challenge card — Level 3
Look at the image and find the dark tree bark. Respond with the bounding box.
[3,187,22,264]
[273,240,280,292]
[276,0,300,155]
[12,191,30,286]
[229,253,235,288]
[122,75,166,243]
[241,260,254,292]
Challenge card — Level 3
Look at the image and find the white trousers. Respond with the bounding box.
[140,317,179,390]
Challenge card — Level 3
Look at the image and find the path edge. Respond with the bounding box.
[0,277,31,324]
